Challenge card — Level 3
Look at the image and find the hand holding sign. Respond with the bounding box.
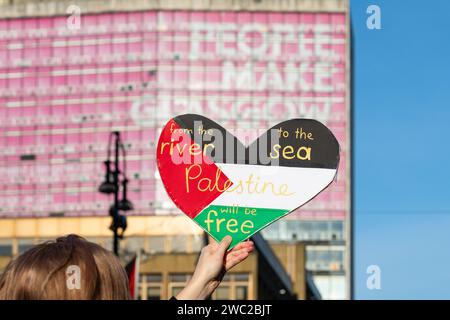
[176,235,254,300]
[156,114,340,249]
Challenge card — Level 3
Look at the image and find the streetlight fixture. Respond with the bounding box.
[118,178,134,211]
[98,160,116,194]
[98,131,133,256]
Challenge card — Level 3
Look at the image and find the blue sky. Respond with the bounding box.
[351,0,450,298]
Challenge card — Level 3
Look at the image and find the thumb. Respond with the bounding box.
[208,235,217,245]
[217,235,232,255]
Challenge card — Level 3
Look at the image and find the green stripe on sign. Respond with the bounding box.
[194,205,289,249]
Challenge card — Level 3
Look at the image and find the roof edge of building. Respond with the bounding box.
[0,0,348,19]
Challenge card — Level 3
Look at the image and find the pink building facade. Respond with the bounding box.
[0,1,350,299]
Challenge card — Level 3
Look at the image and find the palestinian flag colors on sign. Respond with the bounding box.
[156,114,340,249]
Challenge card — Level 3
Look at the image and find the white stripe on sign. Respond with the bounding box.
[211,163,337,211]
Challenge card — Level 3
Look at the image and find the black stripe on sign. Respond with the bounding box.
[171,114,340,169]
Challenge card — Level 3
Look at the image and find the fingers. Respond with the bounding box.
[206,236,254,257]
[224,242,254,271]
[217,235,232,255]
[208,235,217,245]
[232,240,254,251]
[229,241,254,255]
[226,247,253,262]
[228,245,253,257]
[225,250,249,271]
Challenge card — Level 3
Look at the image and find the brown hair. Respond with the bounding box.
[0,234,130,300]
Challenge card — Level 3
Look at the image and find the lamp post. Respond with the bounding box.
[98,131,133,256]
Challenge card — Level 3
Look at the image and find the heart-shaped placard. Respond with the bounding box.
[156,114,340,248]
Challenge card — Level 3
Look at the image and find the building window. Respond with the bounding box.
[147,273,163,283]
[0,239,13,256]
[331,221,344,240]
[215,286,230,300]
[234,273,249,281]
[170,286,184,297]
[264,220,345,242]
[169,273,189,283]
[18,239,34,254]
[147,287,161,300]
[168,273,191,298]
[306,246,345,272]
[212,273,251,300]
[235,286,248,300]
[139,273,163,300]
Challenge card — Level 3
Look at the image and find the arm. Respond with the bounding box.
[175,236,254,300]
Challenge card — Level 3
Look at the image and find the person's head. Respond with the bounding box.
[0,234,130,300]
